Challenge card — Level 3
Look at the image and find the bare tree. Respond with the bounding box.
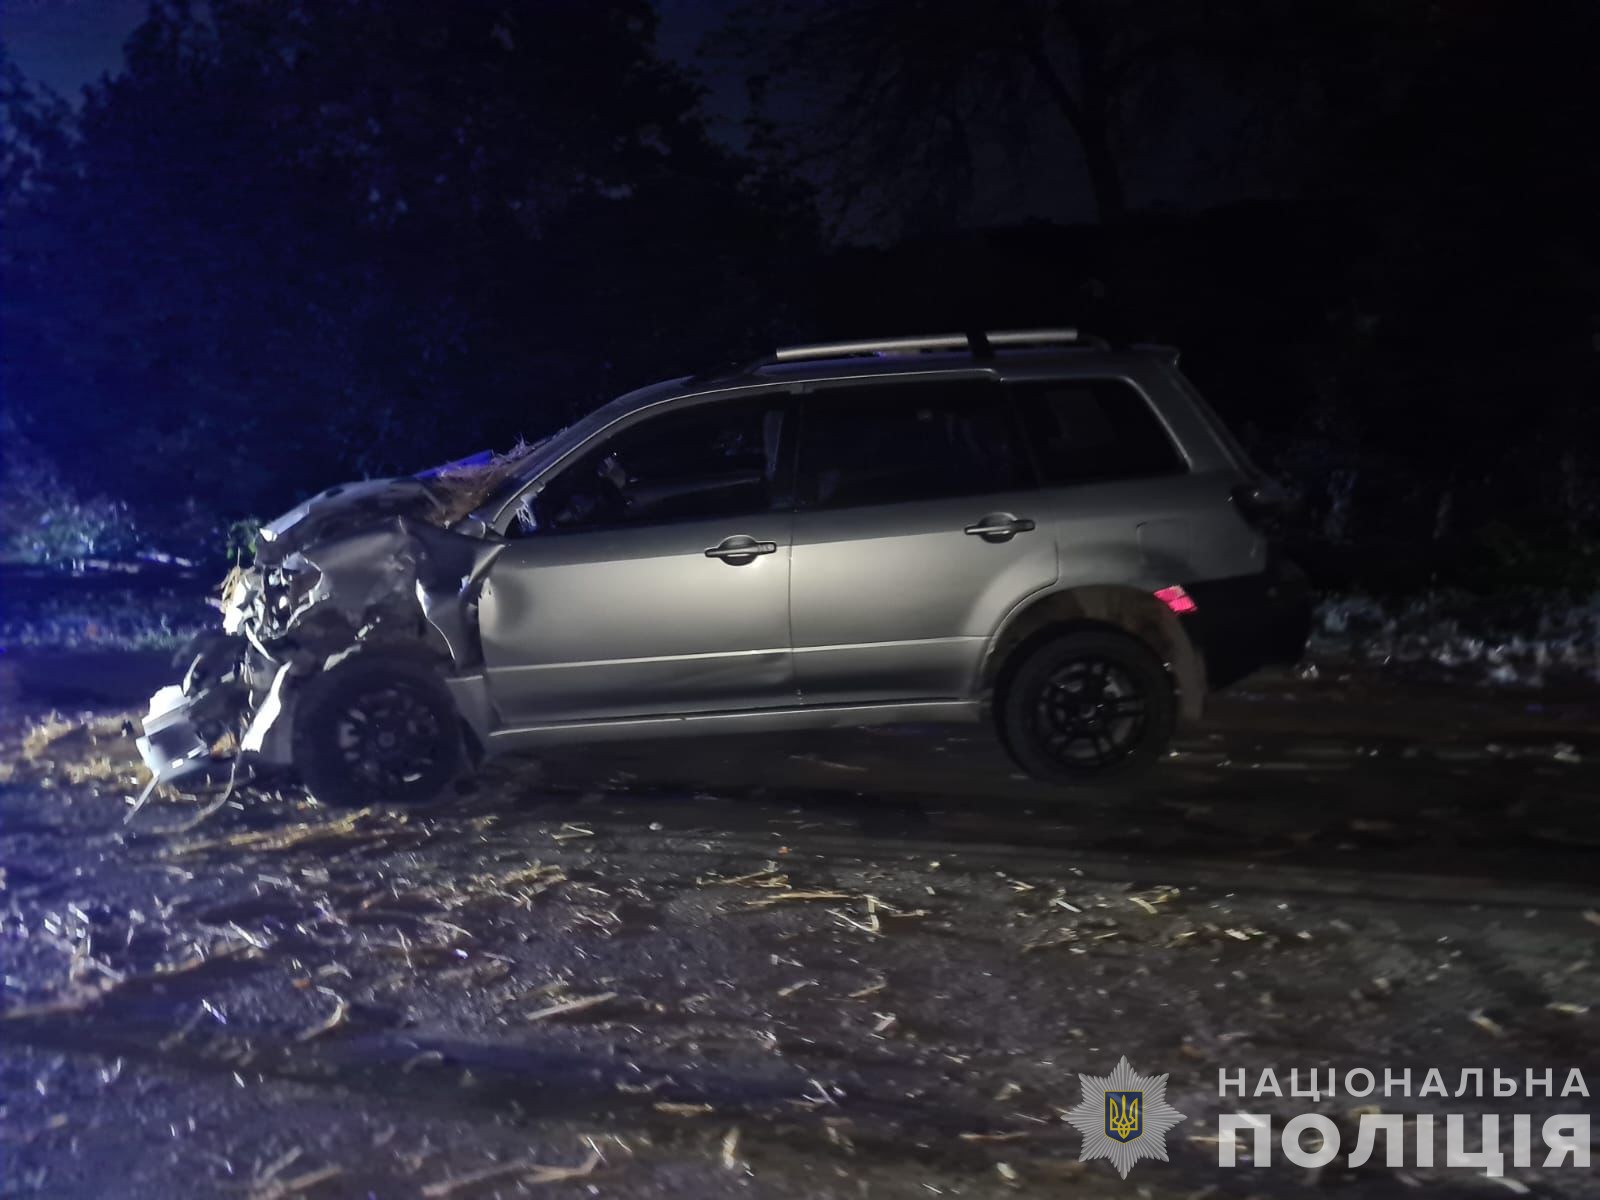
[717,0,1230,232]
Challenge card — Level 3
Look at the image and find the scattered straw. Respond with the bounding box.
[525,991,617,1023]
[739,890,853,909]
[420,1147,601,1197]
[296,989,350,1042]
[166,808,389,858]
[249,1165,342,1199]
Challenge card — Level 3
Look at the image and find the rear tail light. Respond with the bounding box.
[1154,585,1197,614]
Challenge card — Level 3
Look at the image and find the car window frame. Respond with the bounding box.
[1007,374,1190,489]
[506,389,799,537]
[792,375,1036,512]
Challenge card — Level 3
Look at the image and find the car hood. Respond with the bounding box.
[256,476,441,565]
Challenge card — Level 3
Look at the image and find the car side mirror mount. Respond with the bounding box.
[454,510,492,540]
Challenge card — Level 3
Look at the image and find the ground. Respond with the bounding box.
[1,650,1597,1199]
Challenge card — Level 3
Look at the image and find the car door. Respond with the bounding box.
[789,377,1058,705]
[478,392,797,725]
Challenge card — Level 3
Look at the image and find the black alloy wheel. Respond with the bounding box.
[1034,655,1149,768]
[293,656,463,807]
[999,630,1176,785]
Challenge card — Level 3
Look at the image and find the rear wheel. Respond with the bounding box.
[998,630,1175,785]
[293,656,463,807]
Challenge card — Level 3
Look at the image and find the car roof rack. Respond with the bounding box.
[769,327,1107,364]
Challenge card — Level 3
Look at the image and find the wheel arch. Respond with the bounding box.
[332,643,490,764]
[269,641,483,766]
[289,647,469,805]
[980,584,1207,723]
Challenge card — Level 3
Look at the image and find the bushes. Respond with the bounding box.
[0,415,139,567]
[1311,589,1600,689]
[1470,524,1600,595]
[0,415,248,569]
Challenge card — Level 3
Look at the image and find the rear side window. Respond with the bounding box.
[798,380,1027,509]
[1012,379,1184,485]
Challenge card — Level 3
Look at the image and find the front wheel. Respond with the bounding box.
[292,656,464,807]
[998,631,1176,786]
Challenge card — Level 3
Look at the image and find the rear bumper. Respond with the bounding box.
[1180,556,1312,690]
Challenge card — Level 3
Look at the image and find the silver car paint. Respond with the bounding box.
[460,350,1264,748]
[478,512,796,722]
[789,490,1058,704]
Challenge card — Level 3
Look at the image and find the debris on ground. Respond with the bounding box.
[418,1146,602,1198]
[525,991,618,1023]
[3,664,1598,1197]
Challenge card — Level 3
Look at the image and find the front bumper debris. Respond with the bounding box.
[133,494,506,806]
[133,633,258,804]
[135,683,215,789]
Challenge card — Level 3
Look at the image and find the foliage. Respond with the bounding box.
[723,0,1600,560]
[1470,525,1600,595]
[225,518,261,567]
[0,414,140,566]
[0,578,215,650]
[718,0,1154,231]
[1,0,818,543]
[2,0,1595,586]
[1311,588,1600,690]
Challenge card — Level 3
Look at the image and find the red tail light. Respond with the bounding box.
[1154,585,1197,614]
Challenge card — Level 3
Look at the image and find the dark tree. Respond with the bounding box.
[718,0,1290,232]
[1,0,816,529]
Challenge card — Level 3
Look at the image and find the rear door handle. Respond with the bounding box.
[964,515,1036,541]
[705,535,779,563]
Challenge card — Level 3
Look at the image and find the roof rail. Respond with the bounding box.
[771,327,1103,364]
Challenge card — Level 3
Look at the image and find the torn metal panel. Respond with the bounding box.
[136,466,511,796]
[442,672,496,747]
[240,662,294,762]
[136,633,255,790]
[256,477,441,565]
[407,519,506,670]
[291,524,417,631]
[134,684,214,786]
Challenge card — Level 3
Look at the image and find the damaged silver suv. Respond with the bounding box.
[138,329,1309,806]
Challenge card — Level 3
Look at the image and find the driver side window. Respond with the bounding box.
[532,396,788,533]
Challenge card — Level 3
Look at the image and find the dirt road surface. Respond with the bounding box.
[2,653,1597,1198]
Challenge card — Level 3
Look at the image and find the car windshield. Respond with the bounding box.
[473,377,692,519]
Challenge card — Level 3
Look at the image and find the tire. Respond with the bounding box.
[292,656,464,807]
[998,630,1176,786]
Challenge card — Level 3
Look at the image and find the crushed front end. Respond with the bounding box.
[135,471,512,800]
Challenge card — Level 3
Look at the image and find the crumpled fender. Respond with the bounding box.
[243,517,504,763]
[284,516,504,665]
[403,518,506,669]
[137,513,504,793]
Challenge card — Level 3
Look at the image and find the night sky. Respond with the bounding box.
[1,0,147,94]
[1,0,742,121]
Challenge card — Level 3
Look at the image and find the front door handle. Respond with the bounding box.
[964,515,1036,542]
[705,535,779,563]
